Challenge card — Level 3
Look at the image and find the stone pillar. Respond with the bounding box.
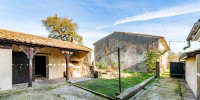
[156,62,160,78]
[196,54,200,99]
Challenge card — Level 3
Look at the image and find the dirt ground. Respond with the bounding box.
[0,82,108,100]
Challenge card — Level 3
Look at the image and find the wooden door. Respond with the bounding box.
[12,52,35,84]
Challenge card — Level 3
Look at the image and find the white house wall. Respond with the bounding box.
[185,56,197,97]
[0,48,12,91]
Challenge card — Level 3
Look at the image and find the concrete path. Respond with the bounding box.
[133,78,182,100]
[0,80,107,100]
[131,69,196,100]
[12,77,92,89]
[48,84,106,100]
[180,80,196,100]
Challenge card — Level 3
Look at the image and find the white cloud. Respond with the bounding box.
[114,3,200,25]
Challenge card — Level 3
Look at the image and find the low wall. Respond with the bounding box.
[115,75,155,100]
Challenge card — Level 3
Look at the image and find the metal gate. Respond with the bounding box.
[170,62,185,78]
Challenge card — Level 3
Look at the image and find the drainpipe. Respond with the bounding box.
[183,19,200,50]
[183,40,191,50]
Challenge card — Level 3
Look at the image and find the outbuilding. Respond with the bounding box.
[93,31,169,73]
[0,29,92,91]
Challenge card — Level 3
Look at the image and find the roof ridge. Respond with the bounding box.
[114,31,164,38]
[93,31,164,45]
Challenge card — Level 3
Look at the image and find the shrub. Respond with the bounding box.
[114,62,118,69]
[100,62,107,69]
[143,50,166,73]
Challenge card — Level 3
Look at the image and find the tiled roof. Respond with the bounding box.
[0,29,91,51]
[114,31,164,38]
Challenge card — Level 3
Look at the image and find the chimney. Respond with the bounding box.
[198,18,200,22]
[70,37,79,44]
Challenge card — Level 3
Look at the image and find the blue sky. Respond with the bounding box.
[1,0,200,52]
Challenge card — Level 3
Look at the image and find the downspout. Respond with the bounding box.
[183,40,191,50]
[183,19,200,50]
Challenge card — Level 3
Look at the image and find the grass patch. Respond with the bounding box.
[0,90,23,96]
[75,72,152,97]
[176,80,183,100]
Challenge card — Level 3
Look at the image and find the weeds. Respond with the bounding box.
[176,80,183,100]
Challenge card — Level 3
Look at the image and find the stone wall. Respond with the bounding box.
[94,32,162,73]
[45,48,66,79]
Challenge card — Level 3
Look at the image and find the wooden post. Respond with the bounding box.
[196,54,200,99]
[27,47,33,87]
[118,46,121,93]
[61,50,73,81]
[156,62,160,78]
[18,46,40,87]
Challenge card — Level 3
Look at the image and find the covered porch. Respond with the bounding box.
[0,29,92,91]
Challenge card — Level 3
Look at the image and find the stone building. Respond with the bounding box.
[93,31,169,73]
[0,29,92,91]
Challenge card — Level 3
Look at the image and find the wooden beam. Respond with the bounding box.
[61,50,73,81]
[0,43,12,49]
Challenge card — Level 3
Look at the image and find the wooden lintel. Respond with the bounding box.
[0,43,12,49]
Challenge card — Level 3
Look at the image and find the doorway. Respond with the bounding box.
[12,52,35,84]
[35,56,46,77]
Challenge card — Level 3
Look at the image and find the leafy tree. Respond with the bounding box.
[42,14,83,44]
[143,50,166,73]
[168,51,182,62]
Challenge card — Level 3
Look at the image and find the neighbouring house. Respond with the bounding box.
[93,31,169,73]
[179,19,200,99]
[0,29,92,91]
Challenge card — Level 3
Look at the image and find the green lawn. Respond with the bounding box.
[75,71,152,97]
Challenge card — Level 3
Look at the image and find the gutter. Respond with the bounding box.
[178,53,187,61]
[183,19,200,50]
